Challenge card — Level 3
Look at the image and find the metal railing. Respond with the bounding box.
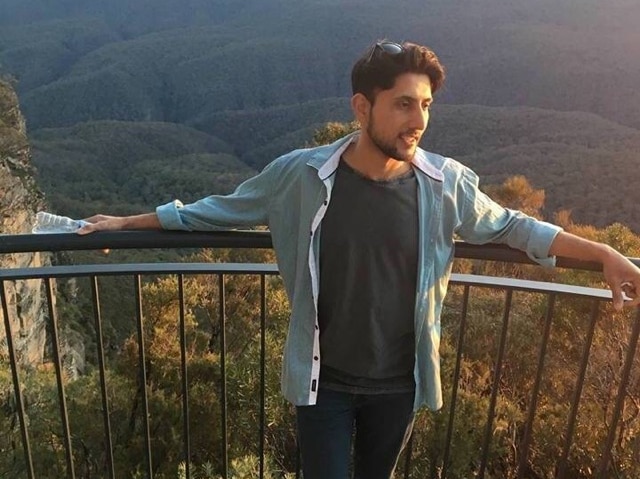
[1,231,639,479]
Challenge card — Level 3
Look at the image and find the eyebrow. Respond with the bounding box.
[396,95,433,104]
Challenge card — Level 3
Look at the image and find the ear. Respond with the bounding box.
[351,93,371,125]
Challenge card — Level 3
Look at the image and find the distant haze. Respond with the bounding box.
[1,0,639,129]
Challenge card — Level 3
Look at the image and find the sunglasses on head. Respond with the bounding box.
[366,41,405,63]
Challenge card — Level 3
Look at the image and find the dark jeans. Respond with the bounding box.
[296,388,415,479]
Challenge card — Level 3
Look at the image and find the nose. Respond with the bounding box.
[411,107,429,132]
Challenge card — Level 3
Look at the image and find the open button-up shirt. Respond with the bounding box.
[156,132,562,411]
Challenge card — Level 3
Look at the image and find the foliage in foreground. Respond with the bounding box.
[3,122,640,477]
[2,215,640,477]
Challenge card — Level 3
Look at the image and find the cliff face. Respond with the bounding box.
[1,78,50,366]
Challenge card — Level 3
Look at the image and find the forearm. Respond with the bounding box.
[120,212,162,230]
[79,212,162,234]
[548,231,616,264]
[549,231,640,309]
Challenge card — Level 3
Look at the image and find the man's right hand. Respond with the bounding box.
[77,213,161,234]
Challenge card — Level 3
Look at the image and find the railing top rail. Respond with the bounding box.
[0,262,280,280]
[451,273,612,300]
[2,230,637,272]
[0,261,612,301]
[0,230,273,253]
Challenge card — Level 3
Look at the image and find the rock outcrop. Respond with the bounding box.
[1,78,51,366]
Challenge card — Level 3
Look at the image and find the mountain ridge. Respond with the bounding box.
[27,103,640,231]
[2,0,640,129]
[2,0,640,232]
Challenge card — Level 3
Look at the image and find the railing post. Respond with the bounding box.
[219,274,228,478]
[442,284,471,478]
[478,289,514,479]
[402,430,415,479]
[90,276,115,479]
[556,299,600,477]
[1,280,35,478]
[134,274,153,478]
[44,278,76,479]
[259,274,267,479]
[596,306,640,476]
[178,274,192,479]
[516,293,556,478]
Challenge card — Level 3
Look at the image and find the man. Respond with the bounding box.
[79,41,640,479]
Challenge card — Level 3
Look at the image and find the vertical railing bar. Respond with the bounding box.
[90,276,115,479]
[178,274,191,479]
[259,274,266,479]
[632,433,640,479]
[596,306,640,477]
[516,293,556,479]
[219,274,229,478]
[134,274,153,478]
[44,278,76,479]
[5,257,631,478]
[556,299,600,478]
[1,280,35,478]
[478,288,513,479]
[402,431,415,479]
[295,443,301,479]
[441,284,471,478]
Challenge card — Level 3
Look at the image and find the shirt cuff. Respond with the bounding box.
[527,221,563,267]
[156,200,189,231]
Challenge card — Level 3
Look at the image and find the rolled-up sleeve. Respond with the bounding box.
[456,167,562,267]
[155,158,280,231]
[526,220,562,266]
[156,200,189,230]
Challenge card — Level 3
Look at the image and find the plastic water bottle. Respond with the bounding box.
[32,211,89,234]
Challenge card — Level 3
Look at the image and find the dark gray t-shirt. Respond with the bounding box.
[318,159,419,393]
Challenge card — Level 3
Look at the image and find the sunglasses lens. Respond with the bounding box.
[366,41,404,63]
[379,42,403,55]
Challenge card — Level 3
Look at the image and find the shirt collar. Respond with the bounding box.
[307,131,444,182]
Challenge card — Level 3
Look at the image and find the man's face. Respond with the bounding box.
[364,73,433,162]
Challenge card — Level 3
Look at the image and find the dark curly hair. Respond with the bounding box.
[351,41,446,103]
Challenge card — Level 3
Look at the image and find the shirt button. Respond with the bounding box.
[314,356,319,361]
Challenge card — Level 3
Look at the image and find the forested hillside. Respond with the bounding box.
[1,0,639,128]
[30,120,254,217]
[2,0,640,231]
[28,104,640,231]
[427,105,640,229]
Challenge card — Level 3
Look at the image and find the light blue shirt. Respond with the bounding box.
[156,132,562,411]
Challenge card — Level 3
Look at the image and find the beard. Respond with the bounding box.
[366,114,419,163]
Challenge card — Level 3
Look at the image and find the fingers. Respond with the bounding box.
[620,281,640,308]
[621,281,635,298]
[76,215,119,235]
[609,280,640,310]
[604,255,640,310]
[77,223,96,235]
[611,282,624,311]
[625,296,640,308]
